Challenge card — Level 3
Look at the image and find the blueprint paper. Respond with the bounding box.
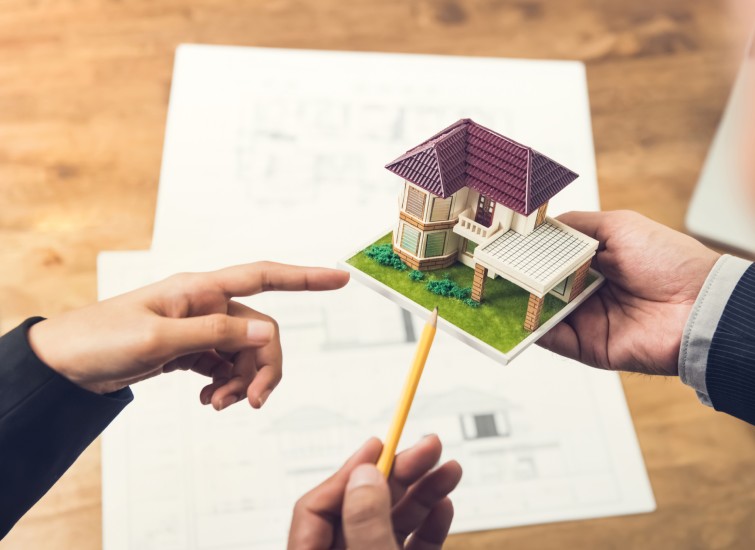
[99,45,654,550]
[99,251,654,550]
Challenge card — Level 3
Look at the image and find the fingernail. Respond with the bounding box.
[256,389,272,408]
[247,320,274,342]
[347,464,382,490]
[220,395,238,410]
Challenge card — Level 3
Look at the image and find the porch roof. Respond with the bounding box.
[474,219,598,297]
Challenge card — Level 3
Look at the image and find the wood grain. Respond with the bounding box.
[2,1,755,548]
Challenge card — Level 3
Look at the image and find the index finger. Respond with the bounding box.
[388,434,444,505]
[212,262,350,298]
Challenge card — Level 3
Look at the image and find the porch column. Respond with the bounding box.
[523,293,545,332]
[471,263,488,302]
[567,260,592,303]
[535,201,549,227]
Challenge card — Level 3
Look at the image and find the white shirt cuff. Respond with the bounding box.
[679,254,753,407]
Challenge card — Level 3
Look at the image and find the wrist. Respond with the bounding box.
[27,319,103,394]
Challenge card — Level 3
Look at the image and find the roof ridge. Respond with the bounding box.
[466,119,531,155]
[524,149,531,214]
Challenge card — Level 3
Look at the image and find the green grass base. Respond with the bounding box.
[347,233,569,354]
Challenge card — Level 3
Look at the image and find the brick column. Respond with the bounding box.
[568,260,592,302]
[523,293,545,332]
[471,264,488,302]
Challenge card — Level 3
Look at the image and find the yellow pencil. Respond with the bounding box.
[376,307,438,477]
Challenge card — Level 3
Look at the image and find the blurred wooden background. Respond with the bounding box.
[2,0,755,548]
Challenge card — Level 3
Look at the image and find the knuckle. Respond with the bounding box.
[262,314,280,333]
[271,366,283,384]
[253,312,280,336]
[292,494,309,514]
[204,314,232,338]
[167,272,193,287]
[613,209,640,222]
[164,272,201,299]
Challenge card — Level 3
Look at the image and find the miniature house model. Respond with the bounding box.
[386,119,599,331]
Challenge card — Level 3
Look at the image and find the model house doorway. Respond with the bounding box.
[475,194,496,227]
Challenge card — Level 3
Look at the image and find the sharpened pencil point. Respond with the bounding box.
[430,307,438,327]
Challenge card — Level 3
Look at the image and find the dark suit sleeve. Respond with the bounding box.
[706,265,755,425]
[0,317,133,539]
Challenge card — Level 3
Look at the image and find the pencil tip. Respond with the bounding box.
[430,307,438,326]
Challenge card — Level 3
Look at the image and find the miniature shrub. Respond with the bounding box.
[425,276,477,307]
[409,269,425,281]
[451,286,471,300]
[365,244,406,271]
[425,277,456,297]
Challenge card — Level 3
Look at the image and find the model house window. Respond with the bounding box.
[400,224,420,254]
[464,239,478,256]
[405,186,427,219]
[551,277,568,296]
[425,232,446,257]
[430,197,452,222]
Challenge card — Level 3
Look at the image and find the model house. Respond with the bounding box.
[386,119,599,331]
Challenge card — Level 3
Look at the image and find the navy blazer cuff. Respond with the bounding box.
[0,317,133,539]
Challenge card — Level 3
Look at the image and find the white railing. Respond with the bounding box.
[454,209,500,240]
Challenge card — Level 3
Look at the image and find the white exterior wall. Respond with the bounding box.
[450,188,469,218]
[445,230,460,256]
[492,206,514,232]
[464,189,479,215]
[511,210,539,236]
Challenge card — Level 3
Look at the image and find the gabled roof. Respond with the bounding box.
[385,119,578,216]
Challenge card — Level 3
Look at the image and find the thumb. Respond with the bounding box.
[159,314,275,357]
[342,464,398,550]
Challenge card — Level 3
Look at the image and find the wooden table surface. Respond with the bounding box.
[2,1,755,548]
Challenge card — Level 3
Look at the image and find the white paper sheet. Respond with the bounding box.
[99,251,654,550]
[100,44,654,550]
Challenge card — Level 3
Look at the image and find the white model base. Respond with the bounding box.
[340,242,605,366]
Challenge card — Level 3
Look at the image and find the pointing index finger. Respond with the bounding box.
[212,262,350,298]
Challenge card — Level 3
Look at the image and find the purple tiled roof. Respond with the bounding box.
[385,119,578,216]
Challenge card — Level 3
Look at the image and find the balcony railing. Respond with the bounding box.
[453,209,500,241]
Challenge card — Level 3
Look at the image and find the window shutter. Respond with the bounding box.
[425,232,446,257]
[400,224,420,254]
[405,186,427,218]
[430,197,452,221]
